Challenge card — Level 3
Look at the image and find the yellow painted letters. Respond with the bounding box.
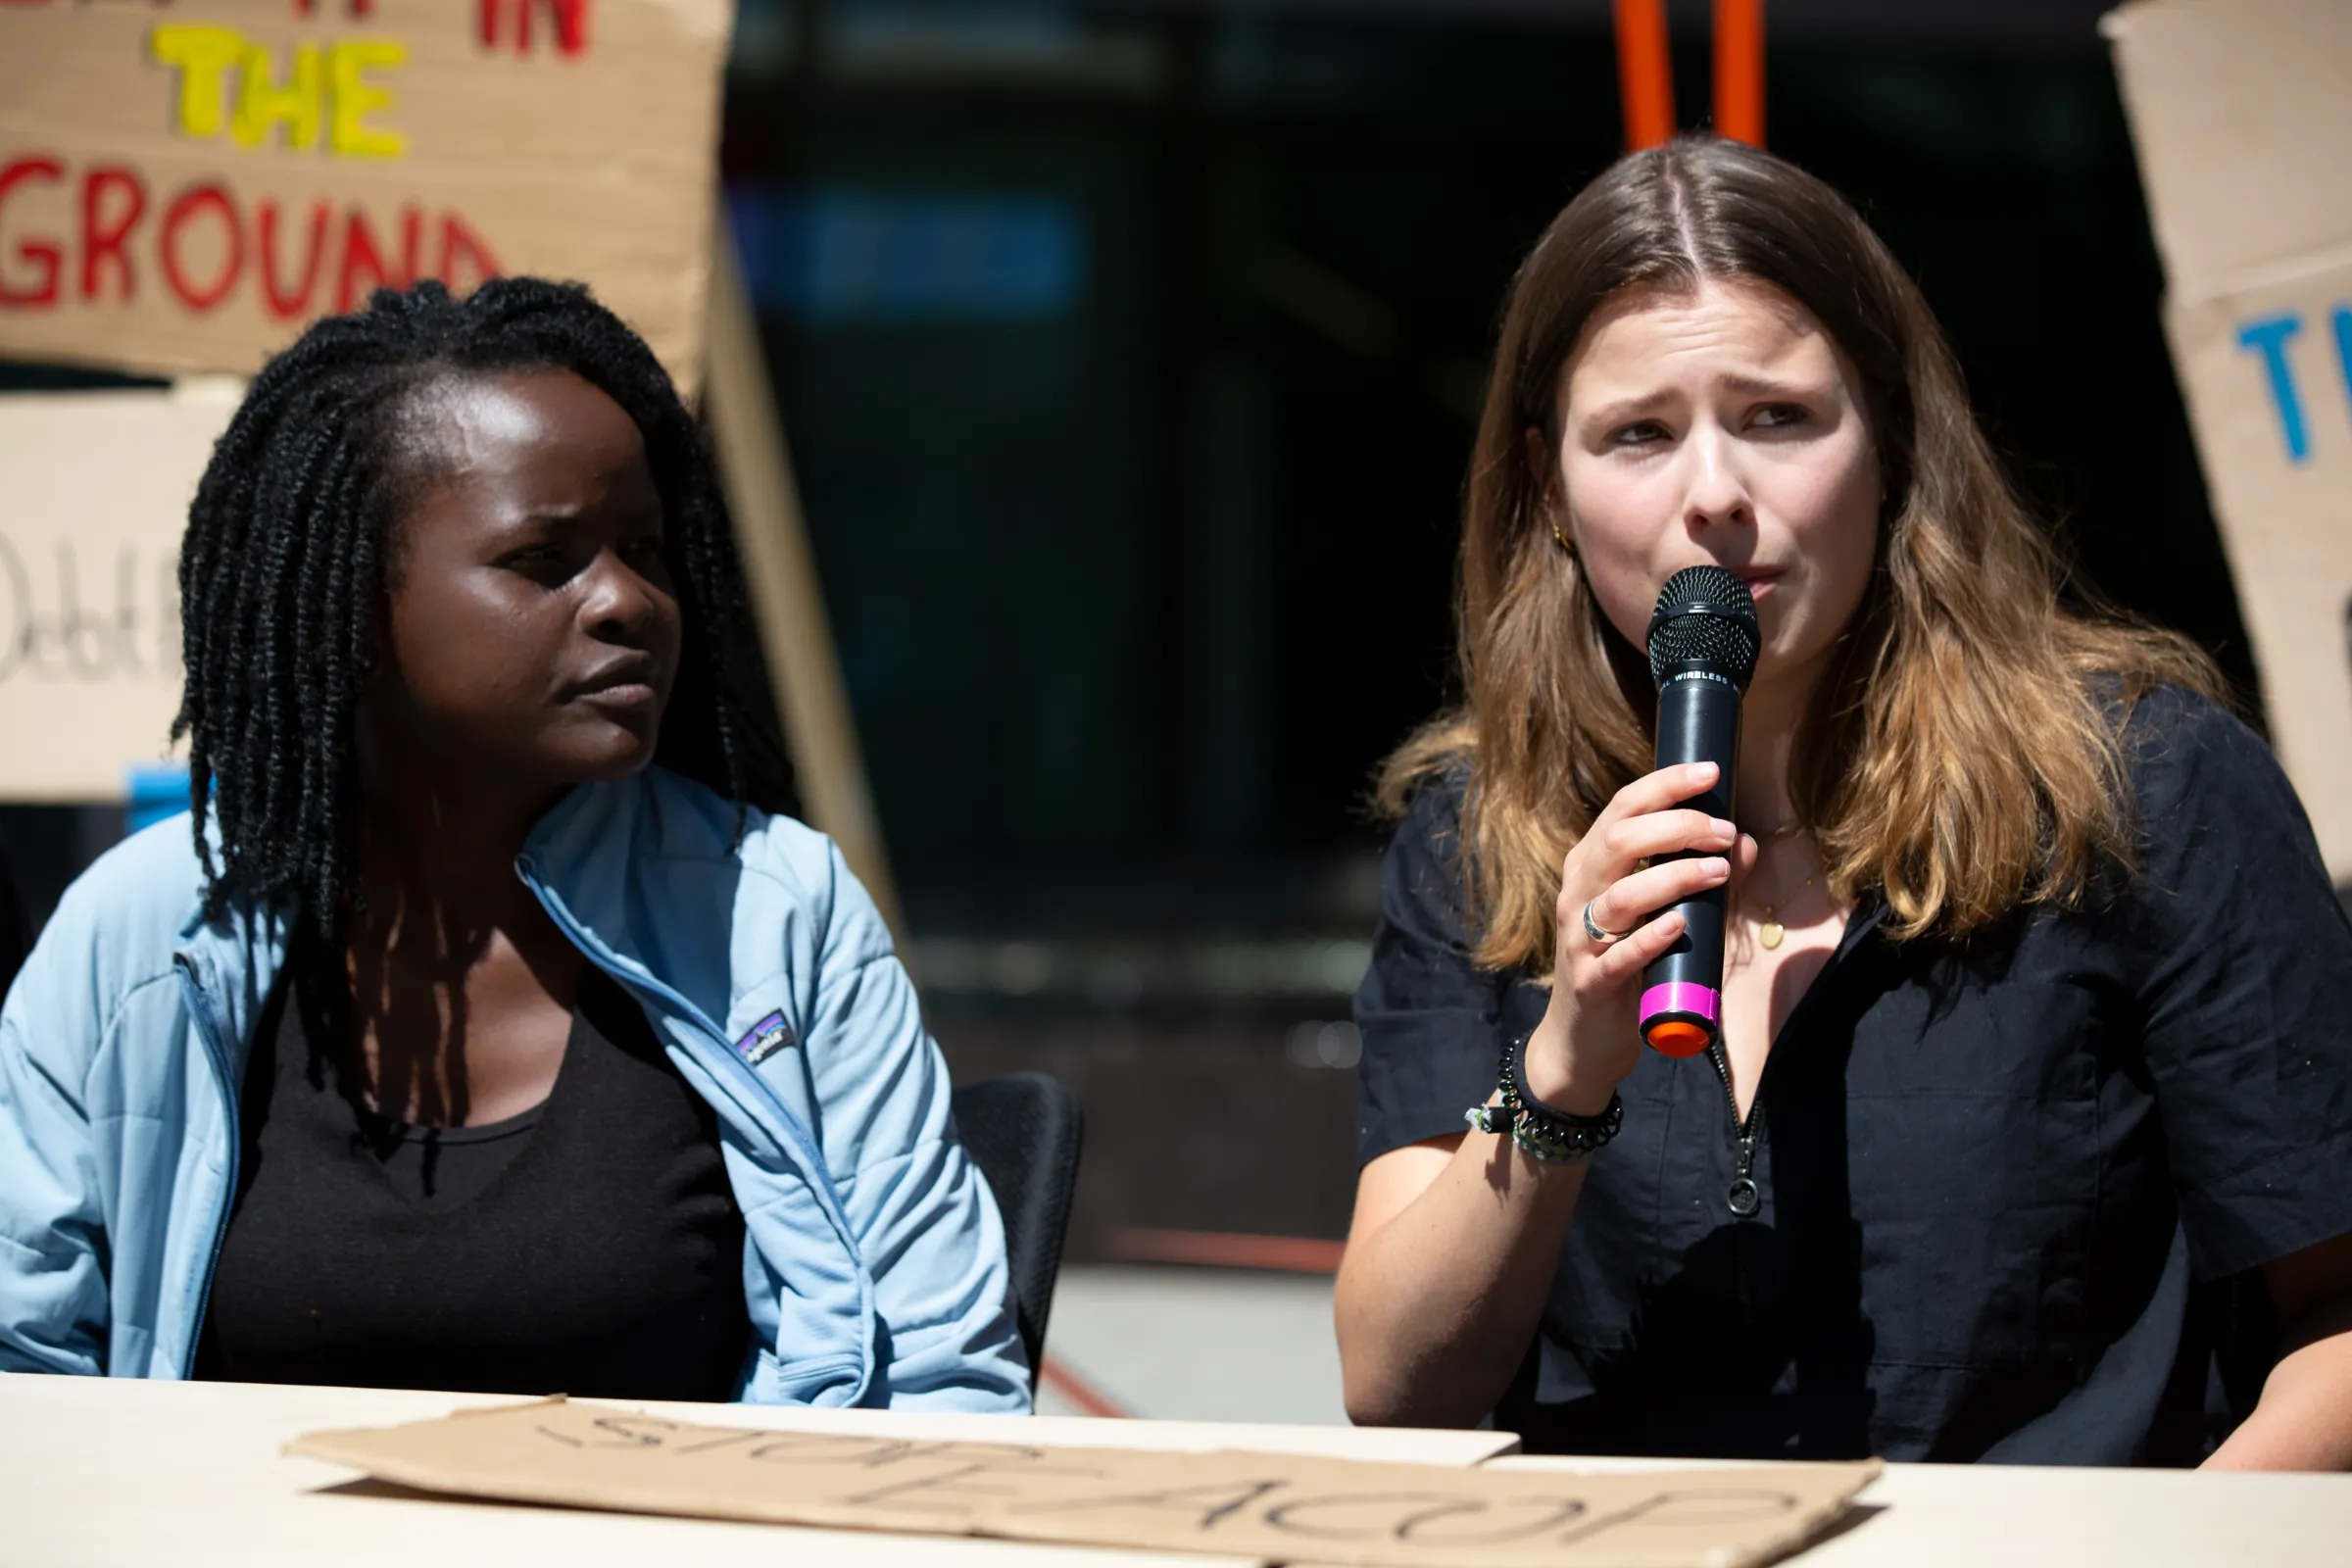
[149,25,246,141]
[148,26,407,161]
[326,41,408,160]
[231,43,322,151]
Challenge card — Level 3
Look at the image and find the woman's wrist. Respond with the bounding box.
[1521,1017,1621,1117]
[1466,1030,1624,1165]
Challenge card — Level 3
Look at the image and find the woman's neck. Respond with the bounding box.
[1732,658,1828,832]
[338,731,585,1125]
[348,720,564,945]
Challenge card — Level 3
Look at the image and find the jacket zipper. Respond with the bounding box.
[514,867,803,1170]
[174,954,240,1378]
[511,858,876,1343]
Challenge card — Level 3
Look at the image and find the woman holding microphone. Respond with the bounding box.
[1340,137,2352,1466]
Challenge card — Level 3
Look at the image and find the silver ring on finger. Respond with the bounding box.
[1582,900,1628,945]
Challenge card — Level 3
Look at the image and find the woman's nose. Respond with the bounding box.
[581,550,657,637]
[1681,429,1754,531]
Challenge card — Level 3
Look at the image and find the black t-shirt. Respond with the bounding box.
[1354,687,2352,1463]
[197,965,753,1399]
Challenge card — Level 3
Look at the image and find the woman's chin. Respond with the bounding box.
[548,721,663,783]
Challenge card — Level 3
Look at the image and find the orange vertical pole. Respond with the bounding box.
[1713,0,1765,145]
[1613,0,1677,151]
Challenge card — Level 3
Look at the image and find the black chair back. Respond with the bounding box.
[0,837,27,1004]
[951,1072,1083,1388]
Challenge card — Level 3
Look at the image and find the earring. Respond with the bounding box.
[1551,522,1575,556]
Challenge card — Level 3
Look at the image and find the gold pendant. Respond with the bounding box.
[1759,920,1786,951]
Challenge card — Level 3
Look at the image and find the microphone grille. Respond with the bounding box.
[1646,565,1762,690]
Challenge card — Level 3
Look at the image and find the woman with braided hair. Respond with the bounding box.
[0,278,1028,1408]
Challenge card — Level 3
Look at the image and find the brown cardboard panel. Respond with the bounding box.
[0,386,234,800]
[289,1398,1880,1568]
[2106,0,2352,302]
[0,0,731,390]
[2110,0,2352,879]
[2164,258,2352,876]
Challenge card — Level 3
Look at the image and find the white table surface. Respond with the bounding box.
[0,1373,1516,1566]
[11,1374,2351,1567]
[1489,1450,2352,1567]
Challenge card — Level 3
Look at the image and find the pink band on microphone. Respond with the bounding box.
[1639,981,1721,1026]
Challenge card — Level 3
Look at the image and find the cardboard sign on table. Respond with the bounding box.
[2107,0,2352,880]
[0,0,732,391]
[290,1397,1879,1568]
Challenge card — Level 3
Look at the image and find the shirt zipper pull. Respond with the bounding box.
[1709,1042,1764,1218]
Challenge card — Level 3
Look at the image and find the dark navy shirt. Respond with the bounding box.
[1354,688,2352,1463]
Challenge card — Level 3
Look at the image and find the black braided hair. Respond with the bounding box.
[174,276,796,935]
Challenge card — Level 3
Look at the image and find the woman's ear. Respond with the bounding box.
[1523,424,1556,510]
[1524,425,1574,556]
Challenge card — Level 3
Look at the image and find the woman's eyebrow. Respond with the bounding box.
[500,503,596,529]
[1719,371,1822,400]
[1580,390,1674,430]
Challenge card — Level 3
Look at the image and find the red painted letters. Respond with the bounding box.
[0,155,502,319]
[160,183,242,310]
[0,157,64,306]
[477,0,589,56]
[437,212,499,290]
[257,197,330,318]
[334,203,417,311]
[81,166,145,302]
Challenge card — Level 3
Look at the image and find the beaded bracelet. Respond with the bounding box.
[1462,1031,1623,1163]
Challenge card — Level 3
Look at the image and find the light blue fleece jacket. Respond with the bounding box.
[0,766,1030,1409]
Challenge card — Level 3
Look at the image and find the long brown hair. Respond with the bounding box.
[1380,136,2223,971]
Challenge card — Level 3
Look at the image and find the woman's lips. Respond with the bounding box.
[573,661,662,710]
[580,681,660,710]
[1732,569,1782,598]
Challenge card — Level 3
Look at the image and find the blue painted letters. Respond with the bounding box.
[2238,313,2310,464]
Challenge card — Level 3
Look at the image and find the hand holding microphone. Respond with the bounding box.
[1635,566,1761,1056]
[1521,565,1760,1112]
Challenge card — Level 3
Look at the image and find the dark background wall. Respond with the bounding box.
[709,0,2247,1255]
[0,0,2252,1258]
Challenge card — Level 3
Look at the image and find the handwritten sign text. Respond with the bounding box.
[289,1399,1879,1568]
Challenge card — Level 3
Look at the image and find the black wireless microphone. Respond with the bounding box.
[1638,565,1761,1056]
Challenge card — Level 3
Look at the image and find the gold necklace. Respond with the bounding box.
[1744,824,1813,952]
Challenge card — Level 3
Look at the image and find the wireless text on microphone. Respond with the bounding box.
[1640,565,1761,1056]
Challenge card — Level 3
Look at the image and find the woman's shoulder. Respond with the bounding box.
[2097,680,2336,924]
[622,769,891,963]
[2113,681,2290,825]
[1388,754,1475,855]
[42,812,214,952]
[2114,677,2253,746]
[626,768,843,894]
[1375,755,1487,938]
[1,813,219,1044]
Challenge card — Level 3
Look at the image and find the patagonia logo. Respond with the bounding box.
[735,1011,796,1065]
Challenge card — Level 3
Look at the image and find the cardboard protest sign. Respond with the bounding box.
[0,0,732,390]
[289,1398,1880,1568]
[2107,0,2352,879]
[0,385,235,800]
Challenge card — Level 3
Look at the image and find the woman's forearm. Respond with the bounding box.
[1337,767,1738,1429]
[2204,1304,2352,1471]
[1334,1130,1589,1428]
